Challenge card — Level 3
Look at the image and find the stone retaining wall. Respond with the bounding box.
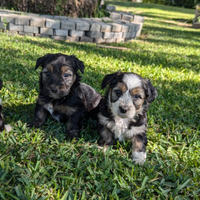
[0,5,144,43]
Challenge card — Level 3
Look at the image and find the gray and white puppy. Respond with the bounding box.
[97,71,157,164]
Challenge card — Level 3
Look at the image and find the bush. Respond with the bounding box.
[0,0,101,17]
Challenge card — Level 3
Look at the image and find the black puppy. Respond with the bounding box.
[0,79,12,132]
[29,53,101,138]
[97,71,157,164]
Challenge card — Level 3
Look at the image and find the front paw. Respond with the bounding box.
[132,151,146,165]
[66,129,79,140]
[4,125,12,132]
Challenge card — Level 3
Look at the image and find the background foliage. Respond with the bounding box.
[0,0,102,17]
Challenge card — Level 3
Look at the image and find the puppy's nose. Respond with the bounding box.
[50,87,58,94]
[119,106,128,114]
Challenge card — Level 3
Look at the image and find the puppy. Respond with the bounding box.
[97,71,157,164]
[0,79,12,132]
[29,53,101,138]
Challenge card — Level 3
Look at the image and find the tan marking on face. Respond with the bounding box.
[111,83,127,102]
[61,66,71,74]
[116,82,127,93]
[45,64,53,72]
[130,87,145,98]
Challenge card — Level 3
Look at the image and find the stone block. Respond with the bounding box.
[4,30,18,35]
[122,14,133,22]
[15,16,30,25]
[40,34,50,38]
[30,17,45,27]
[110,23,122,32]
[94,38,106,44]
[129,31,136,39]
[133,15,144,23]
[193,22,200,28]
[61,20,75,30]
[105,38,116,43]
[24,26,38,33]
[102,32,114,39]
[40,27,53,35]
[110,12,121,21]
[106,5,116,11]
[116,38,125,43]
[85,31,102,38]
[100,23,112,32]
[27,13,40,17]
[75,21,90,31]
[18,31,33,36]
[8,23,23,31]
[122,32,130,38]
[0,11,7,14]
[0,14,16,23]
[66,36,79,42]
[69,30,84,37]
[40,15,54,19]
[54,16,67,20]
[80,36,93,43]
[81,19,101,32]
[113,32,123,38]
[0,22,5,29]
[54,29,68,36]
[51,35,66,40]
[46,18,60,29]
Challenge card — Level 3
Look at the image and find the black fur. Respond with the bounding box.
[29,53,101,139]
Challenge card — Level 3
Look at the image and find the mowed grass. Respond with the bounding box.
[0,1,200,199]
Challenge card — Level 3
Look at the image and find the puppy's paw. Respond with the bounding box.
[132,151,146,165]
[66,129,79,139]
[5,125,12,132]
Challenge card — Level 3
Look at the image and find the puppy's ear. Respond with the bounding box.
[101,71,122,89]
[35,54,52,70]
[143,79,157,104]
[70,55,85,74]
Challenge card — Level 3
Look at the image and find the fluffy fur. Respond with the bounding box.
[29,53,101,138]
[0,79,12,132]
[97,71,157,164]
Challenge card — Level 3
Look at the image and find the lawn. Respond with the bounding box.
[0,1,200,199]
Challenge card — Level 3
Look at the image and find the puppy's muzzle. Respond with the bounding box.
[119,105,129,114]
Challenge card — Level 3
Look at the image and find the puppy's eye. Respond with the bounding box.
[46,72,50,75]
[64,73,69,78]
[134,94,140,99]
[115,90,122,96]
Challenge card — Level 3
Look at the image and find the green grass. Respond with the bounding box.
[0,1,200,199]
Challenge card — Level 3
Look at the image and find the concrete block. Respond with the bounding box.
[80,36,93,43]
[0,14,16,23]
[90,18,102,22]
[122,32,130,38]
[69,30,84,37]
[0,22,5,29]
[110,12,121,21]
[94,38,106,44]
[30,17,45,27]
[51,35,66,40]
[15,16,30,25]
[193,22,200,28]
[81,19,101,32]
[66,36,79,42]
[113,32,123,38]
[105,38,116,43]
[110,23,122,32]
[54,16,67,20]
[40,34,50,38]
[24,26,38,33]
[27,13,40,17]
[40,27,53,35]
[85,31,102,38]
[129,31,136,39]
[106,5,116,11]
[40,15,54,19]
[54,29,68,36]
[75,21,90,31]
[122,14,133,22]
[8,23,23,31]
[102,32,114,39]
[61,20,75,30]
[100,23,112,32]
[133,15,144,23]
[0,11,8,14]
[3,30,18,35]
[116,38,125,43]
[18,31,33,36]
[46,18,60,29]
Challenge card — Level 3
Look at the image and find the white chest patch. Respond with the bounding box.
[98,113,146,141]
[44,103,60,122]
